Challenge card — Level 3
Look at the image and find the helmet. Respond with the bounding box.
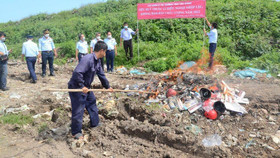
[204,110,218,120]
[166,88,177,98]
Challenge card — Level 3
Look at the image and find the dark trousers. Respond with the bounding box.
[209,43,217,69]
[106,50,115,72]
[69,91,99,135]
[42,51,54,75]
[100,57,104,71]
[123,39,133,60]
[26,57,37,81]
[0,61,8,89]
[78,53,87,62]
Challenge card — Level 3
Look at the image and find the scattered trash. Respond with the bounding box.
[167,97,177,109]
[204,110,218,120]
[52,92,65,100]
[145,98,160,105]
[185,99,202,113]
[185,124,202,135]
[9,93,22,99]
[166,88,177,98]
[213,101,226,116]
[130,69,146,75]
[200,88,211,100]
[103,100,116,111]
[246,67,268,73]
[33,110,54,120]
[179,61,196,70]
[245,139,256,149]
[262,144,275,150]
[234,67,272,79]
[224,102,247,114]
[116,66,127,74]
[5,105,30,114]
[234,70,256,79]
[202,134,222,147]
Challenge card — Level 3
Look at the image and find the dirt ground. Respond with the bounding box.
[0,60,279,158]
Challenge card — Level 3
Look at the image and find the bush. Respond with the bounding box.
[145,58,167,72]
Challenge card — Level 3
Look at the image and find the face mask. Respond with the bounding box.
[45,34,49,38]
[1,37,5,42]
[107,35,112,39]
[124,26,128,29]
[96,36,101,40]
[82,37,85,41]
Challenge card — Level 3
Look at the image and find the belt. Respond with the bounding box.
[42,51,52,53]
[108,49,114,51]
[79,52,87,54]
[124,39,132,42]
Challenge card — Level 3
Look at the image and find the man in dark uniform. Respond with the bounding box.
[68,41,113,139]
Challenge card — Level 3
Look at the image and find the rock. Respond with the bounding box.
[268,116,276,122]
[260,108,268,115]
[271,130,280,144]
[82,150,91,157]
[271,135,280,144]
[103,151,112,157]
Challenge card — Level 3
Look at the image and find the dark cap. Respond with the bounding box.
[26,35,33,39]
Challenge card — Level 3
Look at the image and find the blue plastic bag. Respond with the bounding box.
[234,70,256,79]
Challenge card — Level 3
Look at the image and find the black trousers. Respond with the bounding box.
[123,39,133,60]
[208,43,217,69]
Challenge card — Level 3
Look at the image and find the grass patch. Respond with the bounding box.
[0,114,33,125]
[38,123,49,133]
[145,103,162,112]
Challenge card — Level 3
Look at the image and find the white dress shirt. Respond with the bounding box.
[90,38,103,49]
[38,36,55,51]
[76,40,88,54]
[207,29,218,43]
[120,28,135,41]
[104,38,117,50]
[22,40,39,57]
[0,41,8,55]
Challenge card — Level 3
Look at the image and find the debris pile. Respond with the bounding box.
[127,71,250,119]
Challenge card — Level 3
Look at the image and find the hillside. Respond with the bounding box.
[0,0,279,73]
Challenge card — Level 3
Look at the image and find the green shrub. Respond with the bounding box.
[145,58,167,72]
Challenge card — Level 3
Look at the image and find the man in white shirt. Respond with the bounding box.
[38,29,57,77]
[22,35,40,83]
[0,32,12,91]
[204,17,218,69]
[120,22,138,61]
[104,31,117,72]
[76,34,88,62]
[90,32,104,70]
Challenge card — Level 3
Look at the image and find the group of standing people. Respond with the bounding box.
[0,22,139,90]
[76,31,118,72]
[75,22,138,72]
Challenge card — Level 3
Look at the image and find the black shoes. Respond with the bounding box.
[50,73,55,76]
[2,87,9,91]
[31,80,37,84]
[42,74,46,78]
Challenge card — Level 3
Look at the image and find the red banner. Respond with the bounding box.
[137,0,206,20]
